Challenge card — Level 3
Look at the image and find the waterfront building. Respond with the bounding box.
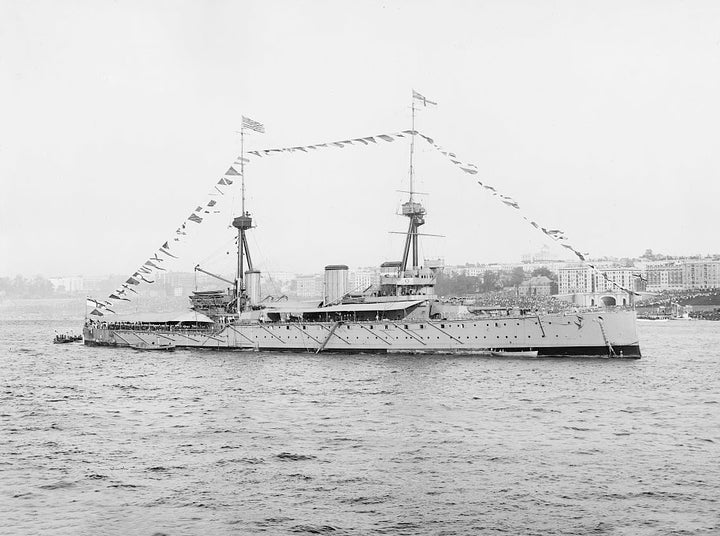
[594,267,636,294]
[557,264,593,295]
[518,275,553,296]
[683,260,720,289]
[644,260,720,291]
[645,262,684,292]
[557,264,637,307]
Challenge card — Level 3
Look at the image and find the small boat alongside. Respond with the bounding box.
[489,350,539,358]
[129,341,176,351]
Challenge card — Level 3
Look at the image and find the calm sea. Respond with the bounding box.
[1,301,719,535]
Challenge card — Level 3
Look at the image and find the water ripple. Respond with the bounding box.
[1,316,719,535]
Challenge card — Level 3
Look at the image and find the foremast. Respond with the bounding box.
[380,92,439,299]
[400,95,426,273]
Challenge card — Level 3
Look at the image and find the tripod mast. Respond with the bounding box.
[400,95,426,272]
[233,125,254,312]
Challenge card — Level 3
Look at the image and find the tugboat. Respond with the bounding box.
[84,100,641,358]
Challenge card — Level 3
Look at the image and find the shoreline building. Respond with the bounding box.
[518,275,553,297]
[557,264,638,307]
[645,261,684,292]
[682,260,720,290]
[644,259,720,291]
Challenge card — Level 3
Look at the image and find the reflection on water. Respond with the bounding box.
[1,303,719,535]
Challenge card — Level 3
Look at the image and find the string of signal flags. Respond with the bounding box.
[88,100,638,315]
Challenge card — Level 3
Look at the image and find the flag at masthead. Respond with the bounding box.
[412,89,437,107]
[242,116,265,133]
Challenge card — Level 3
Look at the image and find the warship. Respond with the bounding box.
[84,104,641,358]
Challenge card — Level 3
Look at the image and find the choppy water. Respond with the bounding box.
[1,305,719,535]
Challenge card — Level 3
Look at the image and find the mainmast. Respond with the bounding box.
[233,116,265,312]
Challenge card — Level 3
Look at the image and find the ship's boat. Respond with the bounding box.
[54,333,82,344]
[129,341,176,351]
[490,350,539,358]
[84,100,641,358]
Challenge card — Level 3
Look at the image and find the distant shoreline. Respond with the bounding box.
[0,297,83,305]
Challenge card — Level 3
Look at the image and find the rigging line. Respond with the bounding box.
[248,232,282,296]
[231,180,236,219]
[195,236,237,267]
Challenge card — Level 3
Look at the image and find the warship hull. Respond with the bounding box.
[83,309,641,358]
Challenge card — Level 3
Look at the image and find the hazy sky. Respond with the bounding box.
[2,0,719,278]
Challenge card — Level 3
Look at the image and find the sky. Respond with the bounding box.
[1,0,719,279]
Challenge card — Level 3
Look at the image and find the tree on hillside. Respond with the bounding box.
[510,267,525,292]
[482,270,499,292]
[0,275,55,299]
[531,267,556,280]
[435,273,482,296]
